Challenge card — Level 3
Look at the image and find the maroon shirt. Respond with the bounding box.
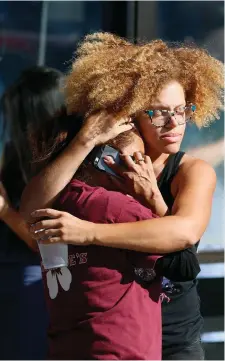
[42,179,162,360]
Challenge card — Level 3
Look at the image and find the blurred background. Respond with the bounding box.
[0,1,223,359]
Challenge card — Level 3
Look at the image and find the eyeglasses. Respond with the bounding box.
[144,104,196,127]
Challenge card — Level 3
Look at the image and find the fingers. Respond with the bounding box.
[133,152,153,168]
[32,228,62,242]
[120,154,137,170]
[117,116,135,132]
[120,152,154,174]
[103,155,115,165]
[39,236,62,244]
[107,151,153,174]
[117,115,135,133]
[103,156,126,176]
[100,113,132,127]
[143,155,154,169]
[117,116,132,125]
[30,219,62,233]
[31,208,63,220]
[118,123,134,133]
[42,237,61,244]
[133,151,145,163]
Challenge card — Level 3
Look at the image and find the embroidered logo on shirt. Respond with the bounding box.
[134,267,156,282]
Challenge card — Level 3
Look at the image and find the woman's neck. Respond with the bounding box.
[145,145,170,178]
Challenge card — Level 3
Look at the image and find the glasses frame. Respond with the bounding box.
[144,104,196,128]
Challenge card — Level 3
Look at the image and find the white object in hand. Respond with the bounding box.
[37,242,68,270]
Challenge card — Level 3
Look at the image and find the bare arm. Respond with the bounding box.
[30,159,216,253]
[20,136,94,222]
[92,159,216,252]
[2,207,37,251]
[0,182,36,251]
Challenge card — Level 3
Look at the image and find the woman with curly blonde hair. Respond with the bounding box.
[21,32,223,360]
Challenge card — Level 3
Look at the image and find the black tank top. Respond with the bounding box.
[158,151,203,356]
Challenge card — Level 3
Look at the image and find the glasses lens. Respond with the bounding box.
[152,113,168,126]
[145,110,166,126]
[146,104,196,126]
[152,118,167,126]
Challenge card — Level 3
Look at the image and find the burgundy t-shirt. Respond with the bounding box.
[42,179,162,360]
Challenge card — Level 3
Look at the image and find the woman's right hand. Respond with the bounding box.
[30,208,95,246]
[77,111,134,146]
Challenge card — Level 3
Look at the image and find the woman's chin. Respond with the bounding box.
[162,143,181,154]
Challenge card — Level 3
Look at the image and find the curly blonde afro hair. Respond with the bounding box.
[65,32,224,127]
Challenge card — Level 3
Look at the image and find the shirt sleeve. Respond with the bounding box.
[155,246,201,281]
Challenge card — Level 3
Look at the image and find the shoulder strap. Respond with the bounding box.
[157,151,185,209]
[158,151,185,188]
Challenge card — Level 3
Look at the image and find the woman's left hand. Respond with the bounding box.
[104,152,168,216]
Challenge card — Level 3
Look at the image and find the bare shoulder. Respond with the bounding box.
[172,154,217,195]
[179,154,217,178]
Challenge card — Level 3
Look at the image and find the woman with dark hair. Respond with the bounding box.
[0,66,67,359]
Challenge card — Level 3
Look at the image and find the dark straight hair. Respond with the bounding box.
[0,66,86,205]
[0,66,67,184]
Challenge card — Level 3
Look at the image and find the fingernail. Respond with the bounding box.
[103,156,110,162]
